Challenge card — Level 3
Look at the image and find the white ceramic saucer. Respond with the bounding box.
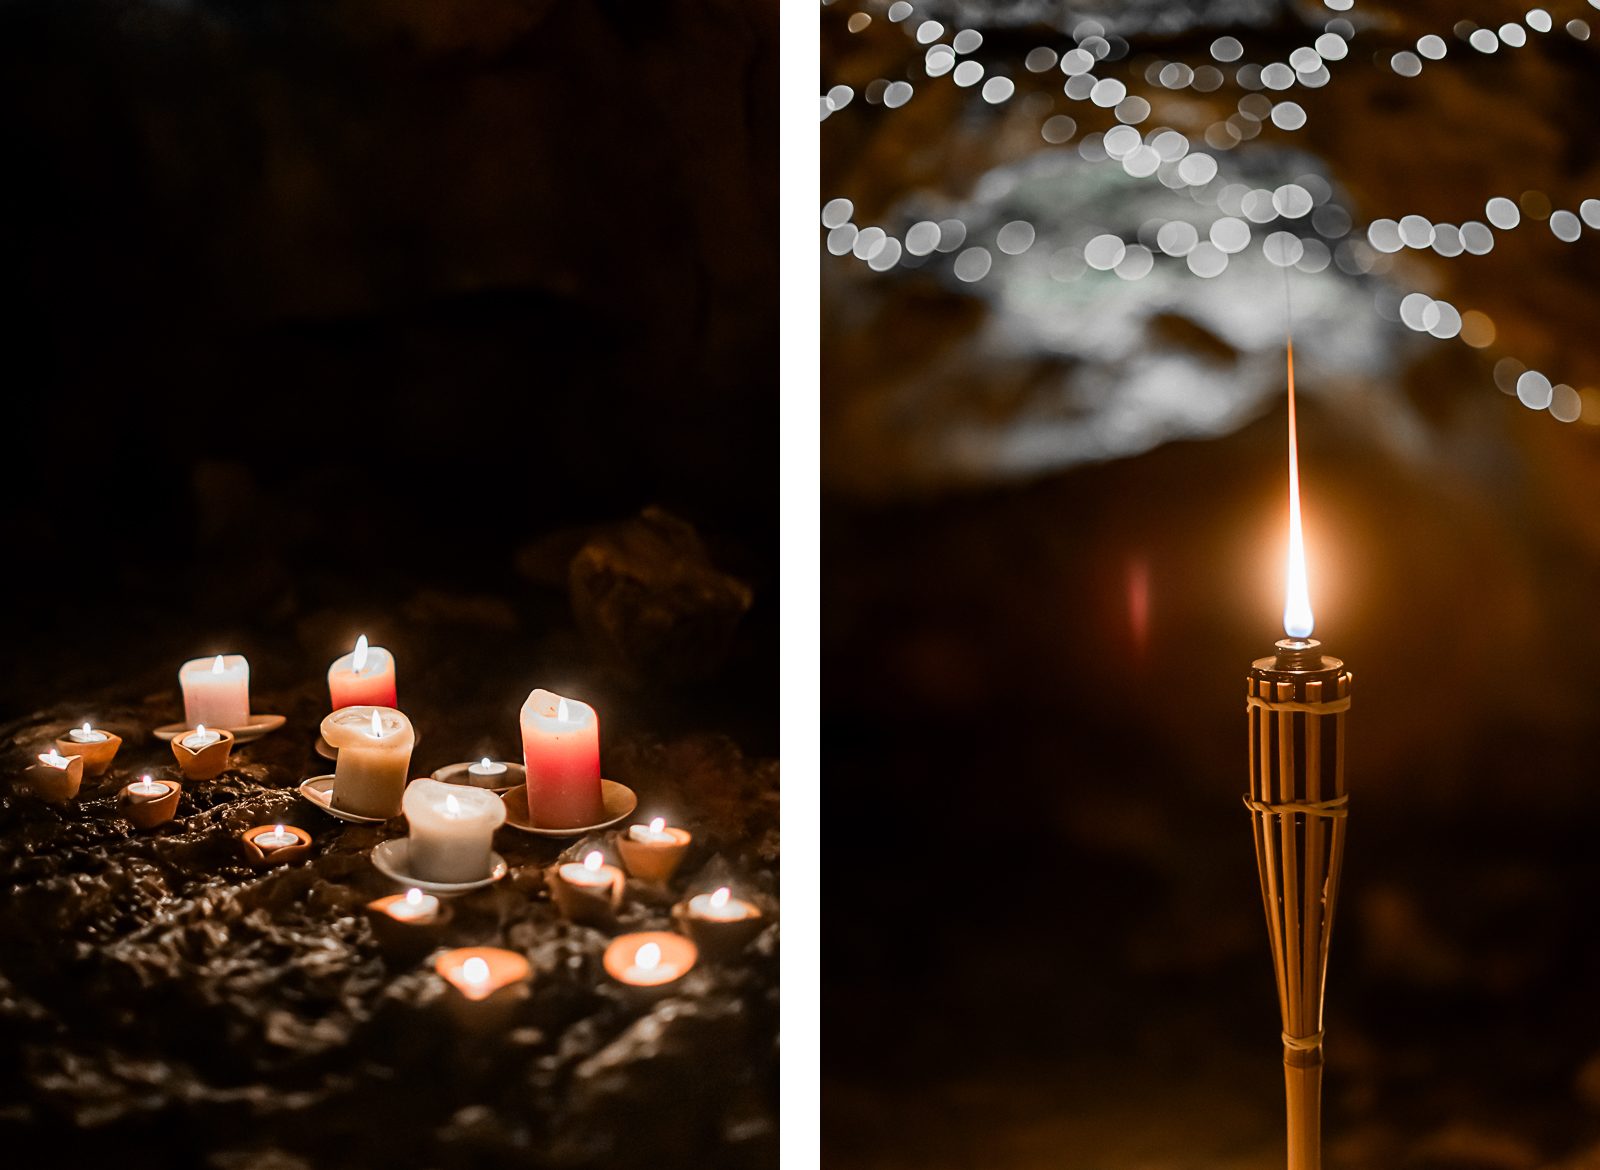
[500,780,637,838]
[297,775,396,824]
[370,838,508,895]
[432,760,526,794]
[153,714,286,744]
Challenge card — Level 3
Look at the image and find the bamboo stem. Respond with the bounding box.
[1284,1047,1323,1170]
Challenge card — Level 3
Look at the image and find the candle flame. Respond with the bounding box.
[710,886,731,909]
[37,750,68,768]
[81,721,93,735]
[1283,339,1315,640]
[635,942,662,971]
[405,887,423,906]
[583,850,603,872]
[352,634,369,671]
[462,956,490,985]
[649,817,666,834]
[196,724,207,737]
[274,824,286,836]
[480,757,492,769]
[557,697,570,722]
[370,709,384,738]
[212,654,225,674]
[445,793,462,817]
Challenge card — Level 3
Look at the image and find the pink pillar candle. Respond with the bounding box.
[518,689,602,829]
[179,654,250,728]
[328,634,398,710]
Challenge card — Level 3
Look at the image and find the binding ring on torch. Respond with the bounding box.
[1241,794,1348,817]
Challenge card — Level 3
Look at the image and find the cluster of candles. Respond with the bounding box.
[21,634,768,998]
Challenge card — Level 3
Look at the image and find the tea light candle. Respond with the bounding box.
[54,722,122,777]
[602,931,698,991]
[386,887,441,922]
[321,706,414,819]
[327,634,398,710]
[549,849,625,925]
[435,947,531,1002]
[519,689,603,829]
[689,886,758,922]
[467,758,509,787]
[25,749,84,803]
[674,885,766,960]
[559,849,618,890]
[364,888,452,958]
[240,823,313,866]
[120,774,181,829]
[402,778,506,883]
[617,816,692,883]
[179,654,251,728]
[182,724,221,749]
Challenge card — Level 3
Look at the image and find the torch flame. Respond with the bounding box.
[1283,339,1315,640]
[649,817,666,834]
[710,886,731,909]
[583,850,603,872]
[352,634,369,672]
[635,942,662,971]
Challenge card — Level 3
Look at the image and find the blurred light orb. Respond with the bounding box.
[1581,199,1600,229]
[926,45,956,76]
[1084,234,1127,270]
[1061,48,1095,75]
[1550,210,1581,241]
[1499,23,1527,46]
[935,220,967,252]
[1399,292,1433,330]
[1296,238,1332,273]
[1399,215,1435,248]
[1494,357,1526,393]
[1025,47,1058,72]
[1115,97,1151,124]
[883,81,914,107]
[1517,370,1554,410]
[847,13,871,33]
[1271,102,1307,130]
[1157,220,1199,256]
[1090,78,1127,107]
[1289,47,1321,72]
[1431,224,1463,256]
[915,20,943,43]
[1315,32,1349,60]
[1261,63,1295,90]
[852,226,887,261]
[952,29,982,53]
[1417,34,1447,59]
[828,85,854,109]
[1115,245,1154,280]
[868,238,903,271]
[1325,0,1353,9]
[952,61,983,87]
[1391,51,1422,76]
[1460,221,1496,253]
[1211,36,1243,62]
[996,221,1036,255]
[1273,184,1314,218]
[905,221,942,256]
[1428,301,1462,339]
[1064,74,1096,100]
[826,224,858,256]
[887,1,912,21]
[1469,28,1499,51]
[1526,8,1552,32]
[1177,153,1218,185]
[1486,197,1520,229]
[1263,231,1304,267]
[1210,216,1251,253]
[821,198,854,229]
[1041,115,1077,144]
[981,76,1014,104]
[1186,241,1229,277]
[1460,310,1496,348]
[953,246,992,282]
[1550,384,1582,422]
[1104,124,1140,158]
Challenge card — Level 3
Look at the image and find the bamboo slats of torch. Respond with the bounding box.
[1246,655,1352,1170]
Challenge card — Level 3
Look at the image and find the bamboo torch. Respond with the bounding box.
[1246,341,1351,1170]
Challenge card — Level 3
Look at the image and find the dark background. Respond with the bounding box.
[823,2,1600,1167]
[0,0,779,748]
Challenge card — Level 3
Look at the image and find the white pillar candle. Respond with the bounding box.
[179,654,251,728]
[402,778,506,883]
[321,706,415,819]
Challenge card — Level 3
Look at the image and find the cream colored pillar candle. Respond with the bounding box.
[179,654,250,728]
[402,778,506,883]
[322,706,414,818]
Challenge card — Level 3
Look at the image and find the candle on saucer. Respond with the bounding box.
[54,722,122,776]
[674,886,766,959]
[120,774,181,829]
[519,689,603,829]
[240,823,312,866]
[366,887,451,957]
[24,749,84,803]
[435,947,531,1003]
[321,706,414,819]
[327,634,398,710]
[170,724,235,780]
[617,816,692,883]
[549,849,625,925]
[179,654,251,728]
[466,758,509,788]
[402,778,506,883]
[603,931,698,993]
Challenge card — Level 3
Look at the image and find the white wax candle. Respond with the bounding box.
[623,942,687,985]
[254,824,299,849]
[69,722,109,744]
[322,706,415,819]
[182,724,222,749]
[466,757,509,787]
[558,850,614,889]
[37,749,71,770]
[628,817,675,844]
[127,775,172,800]
[179,654,251,728]
[687,886,757,922]
[402,778,506,883]
[385,887,441,922]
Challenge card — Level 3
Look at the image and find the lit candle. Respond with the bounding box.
[558,849,616,890]
[320,706,415,819]
[602,931,698,991]
[254,824,299,849]
[241,822,313,866]
[688,886,757,922]
[466,757,509,788]
[126,775,172,800]
[401,778,506,883]
[519,689,603,829]
[327,634,398,710]
[69,722,108,744]
[182,724,221,749]
[549,849,625,925]
[617,816,693,883]
[55,722,122,776]
[25,749,84,803]
[364,887,452,955]
[434,947,532,1002]
[120,774,181,829]
[674,885,765,959]
[386,887,440,922]
[179,654,251,728]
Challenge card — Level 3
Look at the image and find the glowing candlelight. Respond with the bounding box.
[462,956,490,986]
[328,634,397,710]
[353,634,369,671]
[401,778,505,883]
[519,688,603,829]
[321,705,414,819]
[629,817,673,843]
[37,749,71,770]
[619,814,693,882]
[1283,339,1314,640]
[69,722,108,744]
[127,774,170,799]
[179,653,251,728]
[386,887,440,922]
[182,723,221,749]
[603,931,698,989]
[435,947,531,1002]
[255,824,299,849]
[560,850,612,888]
[688,885,758,923]
[467,757,509,786]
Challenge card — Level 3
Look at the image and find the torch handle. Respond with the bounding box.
[1283,1045,1323,1170]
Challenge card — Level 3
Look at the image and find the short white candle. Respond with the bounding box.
[558,850,614,889]
[385,887,441,923]
[628,817,676,844]
[402,778,506,883]
[69,722,109,744]
[466,757,509,787]
[127,775,172,800]
[37,749,72,770]
[254,824,299,849]
[462,956,491,987]
[182,724,222,749]
[323,706,415,819]
[623,942,689,985]
[179,654,251,728]
[687,886,758,922]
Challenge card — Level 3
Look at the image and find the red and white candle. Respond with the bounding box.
[519,689,602,828]
[328,634,397,710]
